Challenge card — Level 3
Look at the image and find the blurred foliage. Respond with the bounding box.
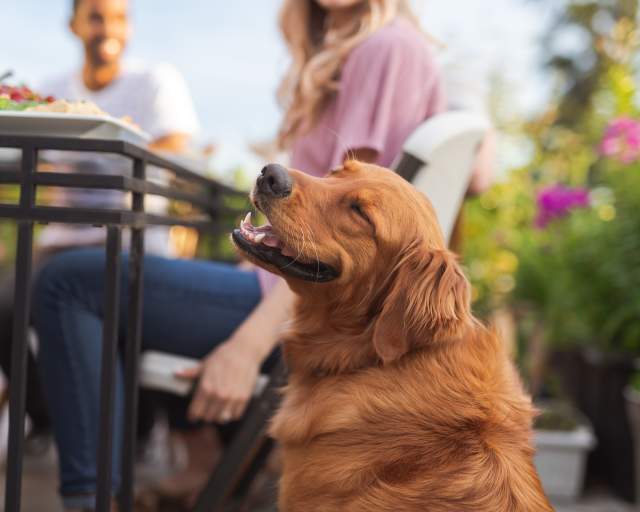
[0,222,15,268]
[0,183,19,270]
[195,171,252,261]
[462,0,640,354]
[544,0,639,130]
[534,401,581,431]
[167,172,250,262]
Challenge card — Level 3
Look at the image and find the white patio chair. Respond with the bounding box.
[393,110,491,245]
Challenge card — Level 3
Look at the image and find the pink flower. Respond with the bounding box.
[599,117,640,164]
[535,185,590,229]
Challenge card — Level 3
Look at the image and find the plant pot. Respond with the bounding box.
[624,386,640,504]
[534,409,596,502]
[580,349,636,502]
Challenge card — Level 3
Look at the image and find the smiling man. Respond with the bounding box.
[43,0,199,152]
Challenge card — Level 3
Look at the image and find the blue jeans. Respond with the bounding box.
[33,248,263,509]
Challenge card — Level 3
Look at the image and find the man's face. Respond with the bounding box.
[71,0,130,66]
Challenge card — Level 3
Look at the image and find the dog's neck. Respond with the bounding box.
[282,324,380,378]
[282,288,382,377]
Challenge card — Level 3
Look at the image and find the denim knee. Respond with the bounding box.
[33,249,103,316]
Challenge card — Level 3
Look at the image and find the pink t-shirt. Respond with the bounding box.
[257,17,446,292]
[292,17,445,175]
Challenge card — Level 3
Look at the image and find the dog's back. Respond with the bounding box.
[272,324,553,511]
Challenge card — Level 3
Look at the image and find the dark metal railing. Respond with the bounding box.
[0,134,247,512]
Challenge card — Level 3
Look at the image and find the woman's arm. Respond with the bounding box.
[176,279,294,423]
[227,279,294,362]
[467,129,496,196]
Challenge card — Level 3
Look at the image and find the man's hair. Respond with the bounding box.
[72,0,80,16]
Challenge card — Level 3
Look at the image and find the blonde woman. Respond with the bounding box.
[279,0,444,170]
[33,1,445,509]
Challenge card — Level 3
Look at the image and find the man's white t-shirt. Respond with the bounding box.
[40,60,200,140]
[37,60,200,256]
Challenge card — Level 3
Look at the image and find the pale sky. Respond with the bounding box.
[3,0,552,171]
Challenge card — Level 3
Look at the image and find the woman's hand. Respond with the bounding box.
[176,339,261,424]
[176,279,295,424]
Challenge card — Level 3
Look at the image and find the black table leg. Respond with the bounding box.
[96,226,122,512]
[119,158,146,512]
[4,145,37,512]
[4,221,34,512]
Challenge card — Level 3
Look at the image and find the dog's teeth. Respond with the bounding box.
[244,212,252,226]
[262,237,280,248]
[255,233,266,243]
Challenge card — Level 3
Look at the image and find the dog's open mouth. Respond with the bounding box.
[232,212,339,282]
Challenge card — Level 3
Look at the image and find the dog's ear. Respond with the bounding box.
[372,247,471,364]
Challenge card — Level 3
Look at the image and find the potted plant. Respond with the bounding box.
[533,401,596,502]
[506,116,640,501]
[459,12,640,496]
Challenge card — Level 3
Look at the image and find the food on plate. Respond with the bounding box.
[27,100,137,128]
[0,84,55,111]
[0,83,138,128]
[27,99,109,116]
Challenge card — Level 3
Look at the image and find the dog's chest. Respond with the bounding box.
[272,382,392,511]
[270,379,363,444]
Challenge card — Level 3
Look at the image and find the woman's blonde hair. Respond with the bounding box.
[277,0,421,148]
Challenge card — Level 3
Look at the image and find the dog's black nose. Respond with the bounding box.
[257,163,293,198]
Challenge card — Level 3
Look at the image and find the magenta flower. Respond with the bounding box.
[535,185,590,228]
[599,117,640,164]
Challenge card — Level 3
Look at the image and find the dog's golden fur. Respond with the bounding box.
[243,161,552,511]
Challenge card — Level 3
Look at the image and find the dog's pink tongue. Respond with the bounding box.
[281,246,296,257]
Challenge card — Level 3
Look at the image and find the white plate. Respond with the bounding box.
[0,111,151,146]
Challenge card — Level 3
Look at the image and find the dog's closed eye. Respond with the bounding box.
[350,201,370,223]
[350,201,377,238]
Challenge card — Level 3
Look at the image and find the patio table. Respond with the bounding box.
[0,127,247,512]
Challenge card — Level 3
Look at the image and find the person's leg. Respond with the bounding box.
[33,250,125,510]
[33,248,261,510]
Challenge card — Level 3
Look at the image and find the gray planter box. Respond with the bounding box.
[534,418,596,502]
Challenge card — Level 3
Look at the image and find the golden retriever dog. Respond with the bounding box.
[232,161,553,511]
